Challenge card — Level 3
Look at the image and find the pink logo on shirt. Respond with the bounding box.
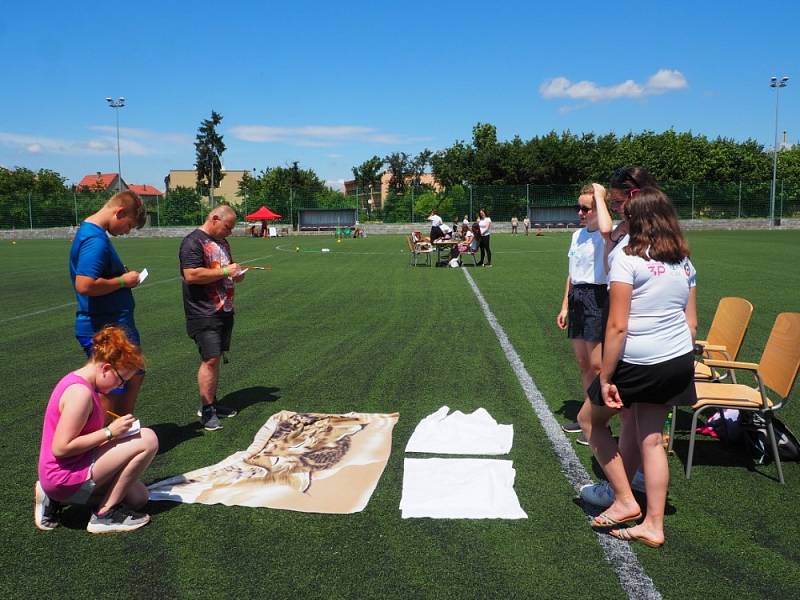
[647,263,667,276]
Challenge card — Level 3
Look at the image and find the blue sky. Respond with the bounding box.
[1,0,798,191]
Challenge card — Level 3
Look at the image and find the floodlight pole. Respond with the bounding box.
[105,97,125,192]
[207,142,215,207]
[769,76,789,227]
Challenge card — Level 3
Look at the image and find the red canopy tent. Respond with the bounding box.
[245,206,282,221]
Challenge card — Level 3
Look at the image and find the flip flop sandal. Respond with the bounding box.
[610,527,664,548]
[591,511,642,528]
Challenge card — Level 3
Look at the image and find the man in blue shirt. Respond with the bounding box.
[69,190,146,416]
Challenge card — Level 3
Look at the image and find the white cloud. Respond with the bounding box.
[326,179,345,191]
[89,126,191,145]
[0,129,158,157]
[229,124,429,146]
[540,69,688,104]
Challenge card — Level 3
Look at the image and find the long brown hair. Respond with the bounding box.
[624,187,690,263]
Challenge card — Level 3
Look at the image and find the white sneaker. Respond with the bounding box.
[579,481,614,508]
[87,506,150,534]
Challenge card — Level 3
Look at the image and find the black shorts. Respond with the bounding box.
[186,312,234,361]
[588,351,697,408]
[567,284,608,342]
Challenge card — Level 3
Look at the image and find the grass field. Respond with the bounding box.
[2,230,800,599]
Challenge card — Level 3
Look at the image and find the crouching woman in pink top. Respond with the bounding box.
[36,326,158,534]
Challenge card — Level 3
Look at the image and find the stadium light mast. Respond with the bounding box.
[769,76,789,226]
[105,97,125,192]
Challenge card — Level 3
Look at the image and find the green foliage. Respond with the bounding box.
[194,110,226,197]
[425,125,785,188]
[163,186,202,225]
[351,155,384,190]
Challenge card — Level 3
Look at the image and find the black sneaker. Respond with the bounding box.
[200,405,223,431]
[576,433,590,446]
[33,481,61,531]
[196,403,237,418]
[561,421,582,434]
[87,506,150,534]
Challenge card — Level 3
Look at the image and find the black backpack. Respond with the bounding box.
[741,413,800,465]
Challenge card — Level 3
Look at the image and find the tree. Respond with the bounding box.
[194,111,226,203]
[163,186,202,226]
[384,152,411,194]
[410,149,433,187]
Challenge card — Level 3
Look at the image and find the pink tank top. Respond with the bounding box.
[38,372,104,501]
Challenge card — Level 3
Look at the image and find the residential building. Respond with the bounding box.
[127,184,164,204]
[164,169,249,205]
[343,171,442,210]
[75,172,127,193]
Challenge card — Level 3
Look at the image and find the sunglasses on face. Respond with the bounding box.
[575,205,593,214]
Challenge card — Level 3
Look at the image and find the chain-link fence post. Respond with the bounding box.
[780,179,784,221]
[691,183,695,219]
[28,191,33,230]
[737,181,742,218]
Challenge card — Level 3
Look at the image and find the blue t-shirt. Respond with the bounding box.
[69,221,136,338]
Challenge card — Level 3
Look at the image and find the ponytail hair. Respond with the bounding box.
[91,326,145,372]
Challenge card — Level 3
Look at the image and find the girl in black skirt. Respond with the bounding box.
[580,187,697,548]
[556,184,612,441]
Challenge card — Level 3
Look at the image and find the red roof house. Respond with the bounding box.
[128,184,164,200]
[76,172,127,192]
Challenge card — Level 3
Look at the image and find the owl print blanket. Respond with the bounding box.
[148,411,400,514]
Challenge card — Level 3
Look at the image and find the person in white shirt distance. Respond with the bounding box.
[476,208,492,267]
[582,188,697,548]
[557,184,612,445]
[427,209,445,242]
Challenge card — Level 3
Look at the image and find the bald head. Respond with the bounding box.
[202,205,237,239]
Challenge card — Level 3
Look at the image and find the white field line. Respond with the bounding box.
[0,254,273,325]
[462,268,662,600]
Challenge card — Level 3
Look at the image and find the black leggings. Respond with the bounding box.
[478,235,491,265]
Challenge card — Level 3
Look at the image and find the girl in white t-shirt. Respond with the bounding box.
[556,184,612,440]
[582,187,697,549]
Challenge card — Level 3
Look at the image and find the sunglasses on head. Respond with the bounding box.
[574,204,592,214]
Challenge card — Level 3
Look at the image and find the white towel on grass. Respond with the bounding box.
[404,406,513,455]
[400,458,527,519]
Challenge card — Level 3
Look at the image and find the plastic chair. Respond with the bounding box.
[683,313,800,483]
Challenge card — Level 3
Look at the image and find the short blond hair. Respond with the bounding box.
[106,190,146,229]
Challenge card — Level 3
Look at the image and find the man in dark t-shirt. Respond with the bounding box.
[178,205,245,431]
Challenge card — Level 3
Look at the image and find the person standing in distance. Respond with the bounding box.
[476,207,492,267]
[69,190,146,417]
[179,206,245,431]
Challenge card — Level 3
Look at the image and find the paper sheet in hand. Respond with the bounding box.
[148,410,399,513]
[137,269,148,284]
[118,419,141,439]
[405,406,513,455]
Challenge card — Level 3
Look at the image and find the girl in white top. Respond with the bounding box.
[582,187,697,548]
[556,184,612,438]
[476,208,492,266]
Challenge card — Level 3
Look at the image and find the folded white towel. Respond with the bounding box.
[405,406,513,455]
[400,458,527,519]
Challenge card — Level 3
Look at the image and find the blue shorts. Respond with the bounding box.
[77,327,144,394]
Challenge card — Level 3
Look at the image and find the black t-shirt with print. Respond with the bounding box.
[178,229,235,318]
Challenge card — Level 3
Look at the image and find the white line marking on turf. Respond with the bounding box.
[462,268,662,600]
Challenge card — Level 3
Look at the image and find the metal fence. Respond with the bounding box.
[1,181,798,230]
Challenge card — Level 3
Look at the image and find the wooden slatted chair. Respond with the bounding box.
[683,312,800,484]
[668,297,754,452]
[406,234,433,267]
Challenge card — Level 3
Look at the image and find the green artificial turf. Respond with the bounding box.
[1,231,799,599]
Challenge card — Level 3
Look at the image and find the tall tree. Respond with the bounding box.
[410,149,433,187]
[384,152,411,193]
[194,110,226,203]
